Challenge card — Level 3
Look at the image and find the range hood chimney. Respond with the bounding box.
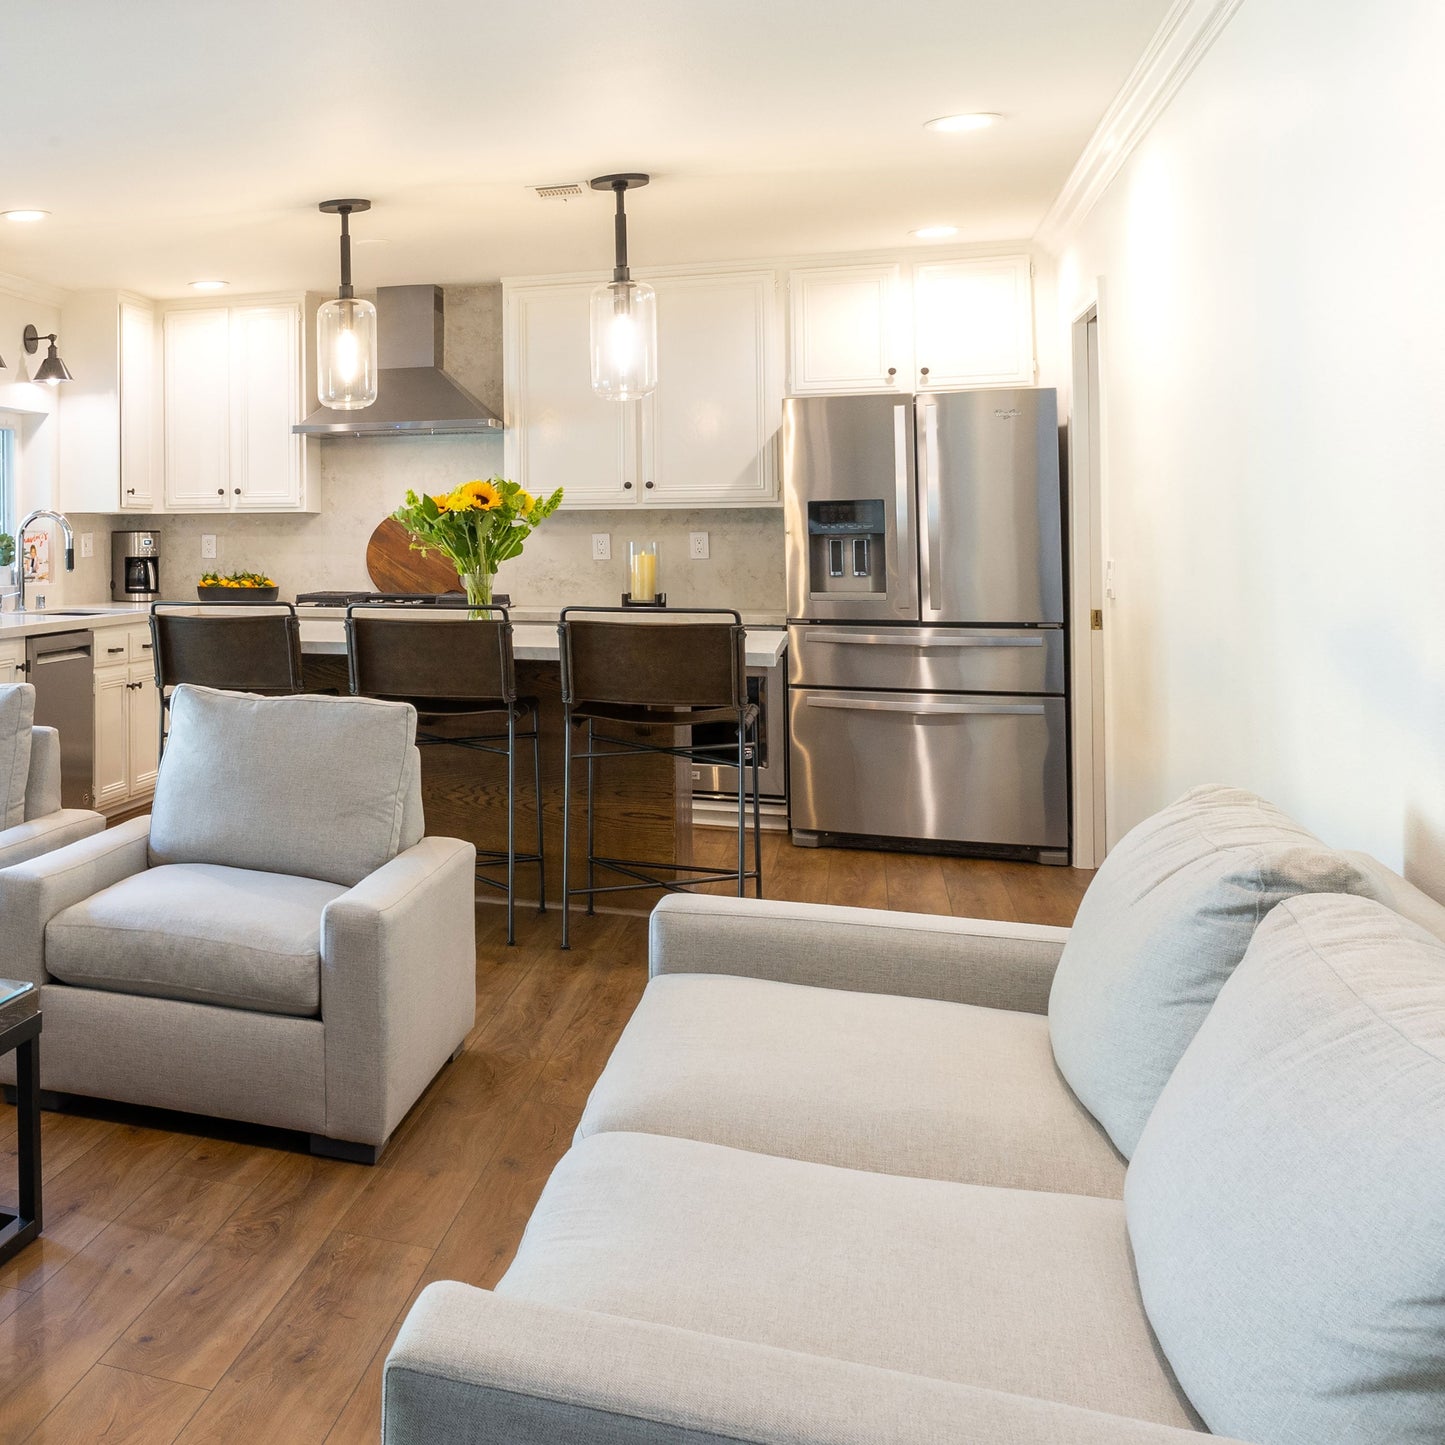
[294,284,502,436]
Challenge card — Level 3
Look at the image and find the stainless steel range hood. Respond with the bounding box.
[294,284,502,436]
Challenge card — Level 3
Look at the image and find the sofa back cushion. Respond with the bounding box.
[0,684,36,830]
[1126,894,1445,1444]
[149,685,422,886]
[1049,784,1377,1157]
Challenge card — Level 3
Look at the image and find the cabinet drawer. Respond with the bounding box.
[128,626,154,666]
[789,624,1063,694]
[95,633,132,667]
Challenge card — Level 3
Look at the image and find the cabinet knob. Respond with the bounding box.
[217,488,224,496]
[887,368,897,378]
[919,367,930,377]
[623,481,633,490]
[125,488,136,496]
[644,480,655,490]
[234,488,241,495]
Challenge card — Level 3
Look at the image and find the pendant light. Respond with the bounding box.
[315,199,378,410]
[23,325,72,384]
[588,174,657,401]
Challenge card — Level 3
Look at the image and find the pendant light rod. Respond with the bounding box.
[589,174,649,283]
[318,198,371,299]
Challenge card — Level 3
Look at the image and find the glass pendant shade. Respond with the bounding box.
[590,279,657,401]
[317,295,378,410]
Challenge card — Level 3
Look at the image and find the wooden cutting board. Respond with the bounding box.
[365,518,464,594]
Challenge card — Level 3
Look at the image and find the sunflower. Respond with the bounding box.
[451,479,502,511]
[430,492,452,513]
[516,488,537,512]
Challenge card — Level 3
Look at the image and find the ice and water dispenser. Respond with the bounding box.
[806,500,886,597]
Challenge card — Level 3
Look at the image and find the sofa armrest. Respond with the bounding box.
[23,725,61,820]
[649,894,1069,1013]
[0,815,151,986]
[384,1284,1239,1445]
[320,836,477,1147]
[0,808,106,871]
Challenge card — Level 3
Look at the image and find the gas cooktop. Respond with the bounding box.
[294,590,510,607]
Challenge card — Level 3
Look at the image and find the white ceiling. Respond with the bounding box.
[0,0,1170,298]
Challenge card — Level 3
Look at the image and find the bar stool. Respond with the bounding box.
[346,602,544,946]
[150,601,305,756]
[558,606,761,949]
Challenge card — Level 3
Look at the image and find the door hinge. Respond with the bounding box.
[1090,609,1103,631]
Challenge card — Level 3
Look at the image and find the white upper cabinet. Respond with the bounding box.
[788,264,905,393]
[505,283,634,507]
[504,267,781,509]
[787,254,1035,395]
[162,299,317,513]
[119,302,156,510]
[643,271,780,506]
[910,256,1034,389]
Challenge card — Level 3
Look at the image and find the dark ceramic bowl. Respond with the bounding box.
[197,585,281,603]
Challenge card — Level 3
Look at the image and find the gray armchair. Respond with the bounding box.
[0,683,105,869]
[0,683,477,1161]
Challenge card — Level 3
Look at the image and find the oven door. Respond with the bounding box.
[690,666,787,801]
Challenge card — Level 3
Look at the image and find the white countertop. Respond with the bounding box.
[0,605,150,643]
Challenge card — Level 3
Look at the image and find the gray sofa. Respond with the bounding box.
[0,684,476,1161]
[384,786,1445,1443]
[0,682,105,868]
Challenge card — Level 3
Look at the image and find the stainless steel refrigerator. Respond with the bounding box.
[784,387,1068,862]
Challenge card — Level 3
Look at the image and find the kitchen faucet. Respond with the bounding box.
[12,510,76,612]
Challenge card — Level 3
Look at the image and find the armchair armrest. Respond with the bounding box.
[320,836,477,1147]
[0,809,106,871]
[384,1283,1241,1445]
[23,725,61,820]
[0,815,151,986]
[649,894,1069,1013]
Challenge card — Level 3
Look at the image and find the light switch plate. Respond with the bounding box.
[689,531,709,560]
[79,533,94,559]
[591,532,611,561]
[201,534,218,560]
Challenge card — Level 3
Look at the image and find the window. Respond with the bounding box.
[0,422,15,579]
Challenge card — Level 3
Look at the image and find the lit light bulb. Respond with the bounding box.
[334,326,360,384]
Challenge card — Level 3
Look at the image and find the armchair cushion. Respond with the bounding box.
[498,1132,1200,1431]
[23,724,61,820]
[148,685,422,887]
[1127,894,1445,1445]
[1049,783,1379,1157]
[1,683,35,829]
[577,973,1124,1197]
[46,862,346,1016]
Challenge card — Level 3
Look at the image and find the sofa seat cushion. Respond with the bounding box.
[577,973,1125,1198]
[500,1132,1201,1430]
[1049,783,1380,1159]
[1127,894,1445,1445]
[0,684,35,830]
[46,863,347,1017]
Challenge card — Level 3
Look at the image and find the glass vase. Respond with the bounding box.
[461,568,494,614]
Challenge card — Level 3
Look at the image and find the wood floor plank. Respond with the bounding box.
[882,851,954,915]
[825,846,889,910]
[0,1171,251,1441]
[174,1230,430,1445]
[0,1110,113,1191]
[0,1284,21,1323]
[103,1152,370,1391]
[169,1136,291,1193]
[26,1364,207,1445]
[465,950,596,1061]
[766,835,833,904]
[937,854,1020,920]
[992,861,1089,928]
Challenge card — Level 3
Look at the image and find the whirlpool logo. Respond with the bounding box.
[994,407,1022,419]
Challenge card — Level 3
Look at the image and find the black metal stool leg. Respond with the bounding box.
[752,724,763,897]
[561,713,573,950]
[532,708,546,914]
[736,720,747,897]
[506,709,517,946]
[585,719,597,917]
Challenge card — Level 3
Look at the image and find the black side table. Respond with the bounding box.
[0,979,41,1266]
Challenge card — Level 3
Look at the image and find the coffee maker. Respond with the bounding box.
[111,530,161,603]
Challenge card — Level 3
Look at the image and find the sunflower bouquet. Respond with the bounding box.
[393,477,563,609]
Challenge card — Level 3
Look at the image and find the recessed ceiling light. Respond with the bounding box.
[189,280,228,291]
[2,209,50,223]
[923,113,1000,134]
[910,225,959,241]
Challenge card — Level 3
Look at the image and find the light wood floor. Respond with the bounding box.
[0,834,1091,1443]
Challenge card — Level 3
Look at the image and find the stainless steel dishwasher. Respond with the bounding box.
[24,631,95,808]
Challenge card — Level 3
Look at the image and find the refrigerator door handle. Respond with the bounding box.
[889,404,908,595]
[921,402,942,615]
[805,630,1045,649]
[806,696,1046,717]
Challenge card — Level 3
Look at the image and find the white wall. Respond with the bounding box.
[1051,0,1445,894]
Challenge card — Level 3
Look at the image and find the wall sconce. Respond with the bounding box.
[23,325,72,385]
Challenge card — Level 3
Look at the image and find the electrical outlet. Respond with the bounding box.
[201,534,218,560]
[79,533,94,559]
[688,531,710,560]
[591,532,611,561]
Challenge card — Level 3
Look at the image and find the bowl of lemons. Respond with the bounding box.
[197,570,280,603]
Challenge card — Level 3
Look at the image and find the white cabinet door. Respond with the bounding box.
[94,667,131,809]
[0,645,21,686]
[644,271,780,505]
[910,256,1034,388]
[120,301,156,510]
[788,264,906,394]
[127,661,160,795]
[231,303,302,510]
[164,308,231,509]
[506,284,635,509]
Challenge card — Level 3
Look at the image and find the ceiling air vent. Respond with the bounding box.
[533,182,585,200]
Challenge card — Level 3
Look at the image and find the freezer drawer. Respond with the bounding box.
[789,623,1063,695]
[789,686,1068,850]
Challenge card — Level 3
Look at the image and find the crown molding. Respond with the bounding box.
[1035,0,1246,251]
[0,269,70,310]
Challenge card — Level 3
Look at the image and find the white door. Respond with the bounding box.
[94,668,131,808]
[231,304,302,510]
[164,308,232,509]
[505,284,635,508]
[788,264,906,394]
[127,662,160,795]
[120,301,156,511]
[643,271,780,506]
[911,256,1034,389]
